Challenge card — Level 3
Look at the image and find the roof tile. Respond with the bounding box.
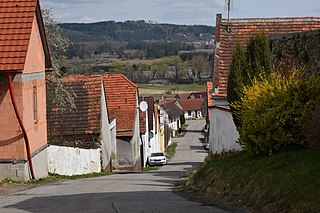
[0,0,44,72]
[177,98,204,111]
[214,14,320,97]
[103,74,138,137]
[47,75,103,136]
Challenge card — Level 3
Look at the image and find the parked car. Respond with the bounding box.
[148,152,167,166]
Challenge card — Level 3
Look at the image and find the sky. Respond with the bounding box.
[41,0,320,26]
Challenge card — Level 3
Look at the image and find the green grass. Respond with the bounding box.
[138,83,205,91]
[138,83,205,98]
[183,147,320,213]
[165,142,177,159]
[177,124,189,138]
[29,172,111,184]
[6,172,109,185]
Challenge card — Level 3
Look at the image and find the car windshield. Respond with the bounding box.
[151,153,164,157]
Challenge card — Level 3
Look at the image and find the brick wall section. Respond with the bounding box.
[214,14,320,97]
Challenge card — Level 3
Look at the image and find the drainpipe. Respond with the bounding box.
[7,73,35,180]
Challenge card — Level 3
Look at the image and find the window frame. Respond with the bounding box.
[33,86,38,124]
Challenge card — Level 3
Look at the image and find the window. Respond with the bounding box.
[33,86,38,123]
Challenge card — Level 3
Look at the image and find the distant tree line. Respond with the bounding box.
[69,51,213,85]
[59,20,214,42]
[59,20,215,60]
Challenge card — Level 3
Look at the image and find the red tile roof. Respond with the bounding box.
[189,92,207,99]
[48,74,139,138]
[214,14,320,97]
[103,74,138,137]
[47,75,103,136]
[175,93,190,99]
[159,101,184,118]
[206,81,213,107]
[176,98,204,111]
[0,0,51,72]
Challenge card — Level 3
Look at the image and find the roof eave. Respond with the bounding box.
[35,1,52,70]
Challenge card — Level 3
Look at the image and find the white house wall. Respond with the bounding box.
[110,119,117,168]
[101,82,112,170]
[48,145,101,176]
[209,107,242,154]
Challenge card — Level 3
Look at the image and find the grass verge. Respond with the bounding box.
[182,147,320,213]
[177,124,189,138]
[29,172,111,184]
[1,172,111,186]
[165,142,177,159]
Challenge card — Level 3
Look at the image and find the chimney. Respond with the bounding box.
[215,14,222,43]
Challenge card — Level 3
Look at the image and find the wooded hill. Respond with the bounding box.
[59,20,215,42]
[59,20,215,59]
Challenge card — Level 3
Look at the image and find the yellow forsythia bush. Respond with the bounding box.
[234,72,320,155]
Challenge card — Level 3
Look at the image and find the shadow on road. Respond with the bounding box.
[3,191,221,213]
[183,130,204,133]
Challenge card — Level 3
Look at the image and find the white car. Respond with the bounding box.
[148,152,167,166]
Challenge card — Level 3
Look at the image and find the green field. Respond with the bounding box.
[137,83,206,98]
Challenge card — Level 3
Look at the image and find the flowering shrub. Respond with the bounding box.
[234,73,320,155]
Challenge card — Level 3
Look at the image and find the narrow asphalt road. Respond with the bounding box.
[0,120,230,213]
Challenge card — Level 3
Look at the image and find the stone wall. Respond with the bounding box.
[271,29,320,76]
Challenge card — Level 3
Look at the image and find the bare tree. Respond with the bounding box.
[191,54,209,84]
[43,9,75,111]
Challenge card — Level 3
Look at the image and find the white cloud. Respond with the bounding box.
[41,0,112,9]
[80,16,96,23]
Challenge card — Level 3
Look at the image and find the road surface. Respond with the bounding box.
[0,120,230,213]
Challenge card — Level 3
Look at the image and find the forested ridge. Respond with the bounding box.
[59,20,215,59]
[59,20,215,42]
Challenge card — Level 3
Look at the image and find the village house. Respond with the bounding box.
[175,93,190,99]
[103,74,142,171]
[139,96,160,167]
[47,75,115,175]
[188,92,206,99]
[208,14,320,155]
[158,101,184,151]
[176,98,205,119]
[47,74,142,172]
[0,0,51,181]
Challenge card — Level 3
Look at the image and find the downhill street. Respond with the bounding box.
[0,120,229,213]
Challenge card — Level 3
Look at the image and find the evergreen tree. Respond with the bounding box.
[246,33,272,79]
[227,34,272,127]
[227,43,247,126]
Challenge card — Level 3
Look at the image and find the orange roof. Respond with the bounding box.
[0,0,51,72]
[47,74,138,138]
[103,74,138,137]
[159,101,184,118]
[176,98,204,111]
[206,81,213,107]
[175,93,190,99]
[214,14,320,97]
[47,75,103,136]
